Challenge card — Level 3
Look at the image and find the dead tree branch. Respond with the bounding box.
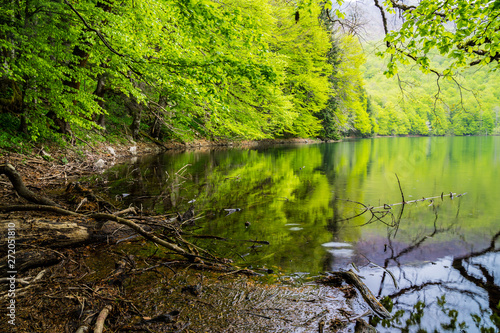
[94,304,113,333]
[327,269,391,319]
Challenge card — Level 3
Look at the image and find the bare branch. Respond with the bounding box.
[63,0,125,58]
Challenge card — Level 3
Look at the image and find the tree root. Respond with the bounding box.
[0,163,59,206]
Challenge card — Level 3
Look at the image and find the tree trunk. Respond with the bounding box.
[93,73,107,128]
[128,96,142,140]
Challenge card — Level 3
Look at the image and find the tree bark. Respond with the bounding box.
[0,219,90,249]
[128,96,142,140]
[93,72,107,128]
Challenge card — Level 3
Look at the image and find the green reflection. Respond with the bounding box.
[103,137,500,274]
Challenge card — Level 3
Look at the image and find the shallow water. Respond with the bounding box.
[103,136,500,331]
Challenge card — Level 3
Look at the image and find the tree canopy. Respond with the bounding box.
[372,0,500,75]
[0,0,352,143]
[1,0,498,147]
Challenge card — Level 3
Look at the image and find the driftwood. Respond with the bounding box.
[0,163,59,206]
[0,219,90,248]
[331,269,391,319]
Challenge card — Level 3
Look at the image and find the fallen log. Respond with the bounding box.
[0,219,90,248]
[0,219,91,274]
[0,248,63,274]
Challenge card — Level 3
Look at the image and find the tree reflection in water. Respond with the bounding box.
[99,137,500,331]
[353,204,500,332]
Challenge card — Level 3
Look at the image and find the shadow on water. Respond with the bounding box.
[97,137,500,332]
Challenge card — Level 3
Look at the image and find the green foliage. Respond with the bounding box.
[318,30,371,139]
[363,42,500,136]
[0,0,343,144]
[382,0,500,74]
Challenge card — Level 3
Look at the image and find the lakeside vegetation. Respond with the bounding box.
[1,0,499,151]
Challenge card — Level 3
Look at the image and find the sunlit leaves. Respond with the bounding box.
[364,42,500,136]
[0,0,338,141]
[383,0,500,74]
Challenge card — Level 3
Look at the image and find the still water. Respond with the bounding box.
[103,136,500,332]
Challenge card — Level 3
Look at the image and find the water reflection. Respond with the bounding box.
[350,201,500,331]
[100,137,500,331]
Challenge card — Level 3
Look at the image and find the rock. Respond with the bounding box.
[94,159,106,169]
[107,147,116,156]
[130,146,137,155]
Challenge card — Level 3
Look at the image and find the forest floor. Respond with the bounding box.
[0,139,378,333]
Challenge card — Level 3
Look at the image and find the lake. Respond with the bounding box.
[102,136,500,332]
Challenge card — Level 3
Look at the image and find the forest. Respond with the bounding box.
[1,0,499,148]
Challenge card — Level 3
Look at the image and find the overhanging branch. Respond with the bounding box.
[63,0,125,58]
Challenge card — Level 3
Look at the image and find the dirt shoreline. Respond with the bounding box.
[1,138,326,182]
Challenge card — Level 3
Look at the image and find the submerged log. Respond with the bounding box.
[327,269,391,319]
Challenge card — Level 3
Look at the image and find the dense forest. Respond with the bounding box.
[0,0,499,148]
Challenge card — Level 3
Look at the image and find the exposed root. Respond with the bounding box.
[0,163,59,206]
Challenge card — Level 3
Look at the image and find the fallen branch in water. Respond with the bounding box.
[371,191,466,210]
[335,173,467,228]
[324,269,391,319]
[191,234,270,245]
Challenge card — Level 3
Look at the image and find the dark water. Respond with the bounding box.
[103,136,500,332]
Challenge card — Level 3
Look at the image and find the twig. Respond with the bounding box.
[113,206,137,216]
[395,174,405,204]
